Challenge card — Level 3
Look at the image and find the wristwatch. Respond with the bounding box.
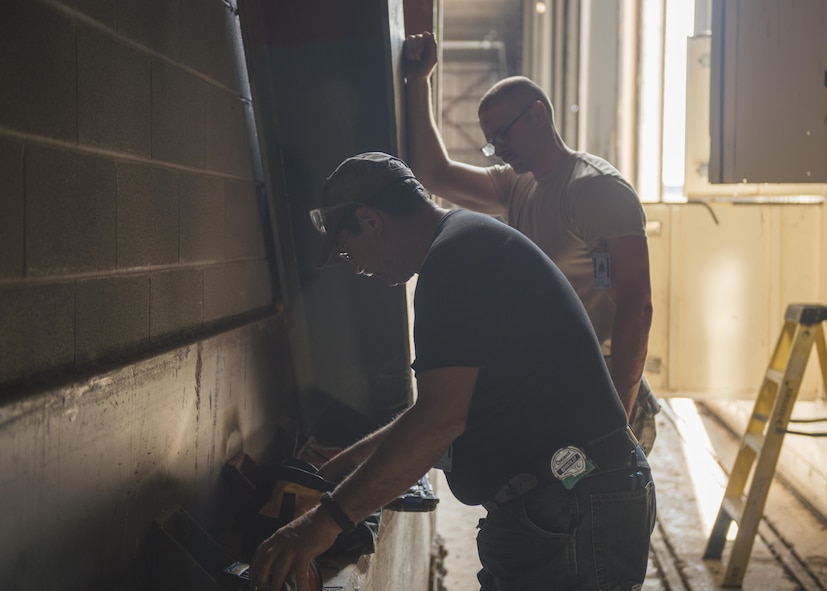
[319,492,357,533]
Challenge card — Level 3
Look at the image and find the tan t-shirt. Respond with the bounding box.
[487,152,646,355]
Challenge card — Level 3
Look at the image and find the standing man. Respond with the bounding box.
[403,32,660,453]
[250,152,655,591]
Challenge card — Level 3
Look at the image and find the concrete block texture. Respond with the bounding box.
[75,275,150,365]
[152,60,207,168]
[181,0,240,92]
[206,87,255,178]
[179,173,225,263]
[225,180,266,260]
[1,0,272,388]
[75,0,118,29]
[0,284,75,384]
[26,145,117,275]
[0,1,77,142]
[150,268,203,341]
[116,162,179,268]
[0,138,24,279]
[203,259,273,323]
[78,25,152,156]
[116,0,181,60]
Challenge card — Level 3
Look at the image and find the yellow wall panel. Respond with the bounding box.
[646,203,824,398]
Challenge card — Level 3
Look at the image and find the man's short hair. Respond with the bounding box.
[478,76,555,122]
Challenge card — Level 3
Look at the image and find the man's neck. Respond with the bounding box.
[530,136,573,178]
[401,205,451,274]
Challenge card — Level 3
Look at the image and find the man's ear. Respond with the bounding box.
[529,100,546,124]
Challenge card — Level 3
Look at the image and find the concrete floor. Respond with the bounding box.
[433,398,827,590]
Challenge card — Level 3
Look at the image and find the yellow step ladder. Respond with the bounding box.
[703,303,827,587]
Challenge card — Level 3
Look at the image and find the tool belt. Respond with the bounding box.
[482,426,639,512]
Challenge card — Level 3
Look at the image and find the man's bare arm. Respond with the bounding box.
[606,235,653,417]
[251,366,479,590]
[329,366,477,521]
[316,418,395,482]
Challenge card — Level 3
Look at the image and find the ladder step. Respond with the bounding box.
[744,433,764,453]
[785,304,827,324]
[704,303,827,587]
[722,496,745,524]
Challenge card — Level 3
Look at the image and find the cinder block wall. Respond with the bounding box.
[0,0,274,387]
[0,1,299,588]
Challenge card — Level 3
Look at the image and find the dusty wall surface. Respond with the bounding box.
[0,316,298,589]
[0,1,293,587]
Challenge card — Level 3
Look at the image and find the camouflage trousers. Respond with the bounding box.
[629,374,660,456]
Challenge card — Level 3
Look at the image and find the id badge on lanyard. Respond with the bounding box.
[593,252,611,288]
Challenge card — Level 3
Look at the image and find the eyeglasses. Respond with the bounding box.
[310,206,357,263]
[480,104,533,157]
[309,202,358,234]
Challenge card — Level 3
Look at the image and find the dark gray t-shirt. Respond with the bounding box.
[412,209,627,505]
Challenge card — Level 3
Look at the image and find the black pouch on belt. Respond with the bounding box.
[582,425,639,468]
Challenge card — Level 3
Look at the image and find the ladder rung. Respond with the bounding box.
[743,433,764,453]
[722,496,745,524]
[785,304,827,324]
[765,368,785,384]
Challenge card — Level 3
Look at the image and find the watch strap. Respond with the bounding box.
[319,491,357,533]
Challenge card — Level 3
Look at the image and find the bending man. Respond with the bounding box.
[250,152,656,591]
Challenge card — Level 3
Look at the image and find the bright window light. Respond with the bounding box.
[661,0,696,199]
[668,398,737,540]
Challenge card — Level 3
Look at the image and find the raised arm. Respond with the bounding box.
[404,32,505,215]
